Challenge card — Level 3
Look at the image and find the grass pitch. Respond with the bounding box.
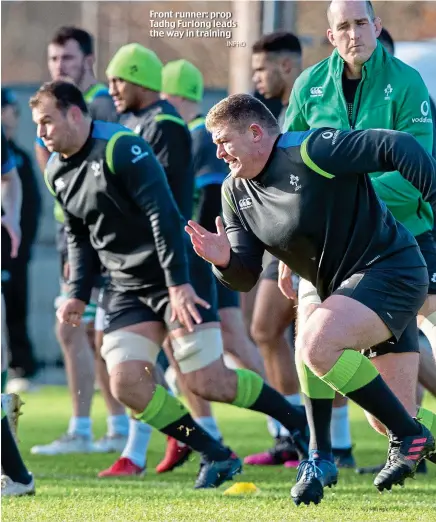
[2,387,436,521]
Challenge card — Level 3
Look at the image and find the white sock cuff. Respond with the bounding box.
[68,417,92,437]
[122,419,152,468]
[130,418,152,434]
[266,416,281,438]
[195,416,221,441]
[332,405,349,419]
[331,405,352,449]
[107,414,129,436]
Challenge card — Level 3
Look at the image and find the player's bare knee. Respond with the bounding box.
[250,317,285,346]
[109,359,156,409]
[108,366,131,405]
[298,323,341,374]
[298,297,351,372]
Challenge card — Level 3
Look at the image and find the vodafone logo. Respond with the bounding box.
[421,101,430,117]
[412,100,433,124]
[412,100,433,123]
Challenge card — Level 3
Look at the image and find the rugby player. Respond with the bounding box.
[186,93,436,503]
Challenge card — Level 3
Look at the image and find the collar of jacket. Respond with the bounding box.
[329,40,387,79]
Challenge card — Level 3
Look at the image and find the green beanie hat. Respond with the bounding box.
[162,59,204,102]
[106,43,162,92]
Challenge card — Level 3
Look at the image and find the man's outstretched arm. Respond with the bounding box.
[212,183,265,292]
[302,128,436,210]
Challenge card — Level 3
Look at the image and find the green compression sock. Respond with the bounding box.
[321,350,379,394]
[232,368,307,432]
[135,385,230,461]
[134,384,187,430]
[232,369,264,408]
[296,358,335,399]
[320,350,419,438]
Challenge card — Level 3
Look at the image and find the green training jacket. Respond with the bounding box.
[284,42,434,236]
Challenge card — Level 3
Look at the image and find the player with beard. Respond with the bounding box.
[31,26,127,459]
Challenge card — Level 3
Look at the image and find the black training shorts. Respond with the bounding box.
[333,246,428,350]
[261,254,280,281]
[216,280,240,309]
[102,254,219,334]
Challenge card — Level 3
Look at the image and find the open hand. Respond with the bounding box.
[168,283,211,333]
[185,217,231,268]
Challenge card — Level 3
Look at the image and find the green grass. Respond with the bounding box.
[2,388,436,522]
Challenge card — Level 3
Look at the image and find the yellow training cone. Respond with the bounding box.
[224,482,259,495]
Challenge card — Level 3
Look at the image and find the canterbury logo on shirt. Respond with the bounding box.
[239,197,252,210]
[310,86,323,97]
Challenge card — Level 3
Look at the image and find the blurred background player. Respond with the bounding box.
[2,126,22,393]
[160,58,267,468]
[1,126,34,497]
[2,88,41,391]
[101,44,195,477]
[31,26,128,457]
[35,26,118,168]
[104,44,262,477]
